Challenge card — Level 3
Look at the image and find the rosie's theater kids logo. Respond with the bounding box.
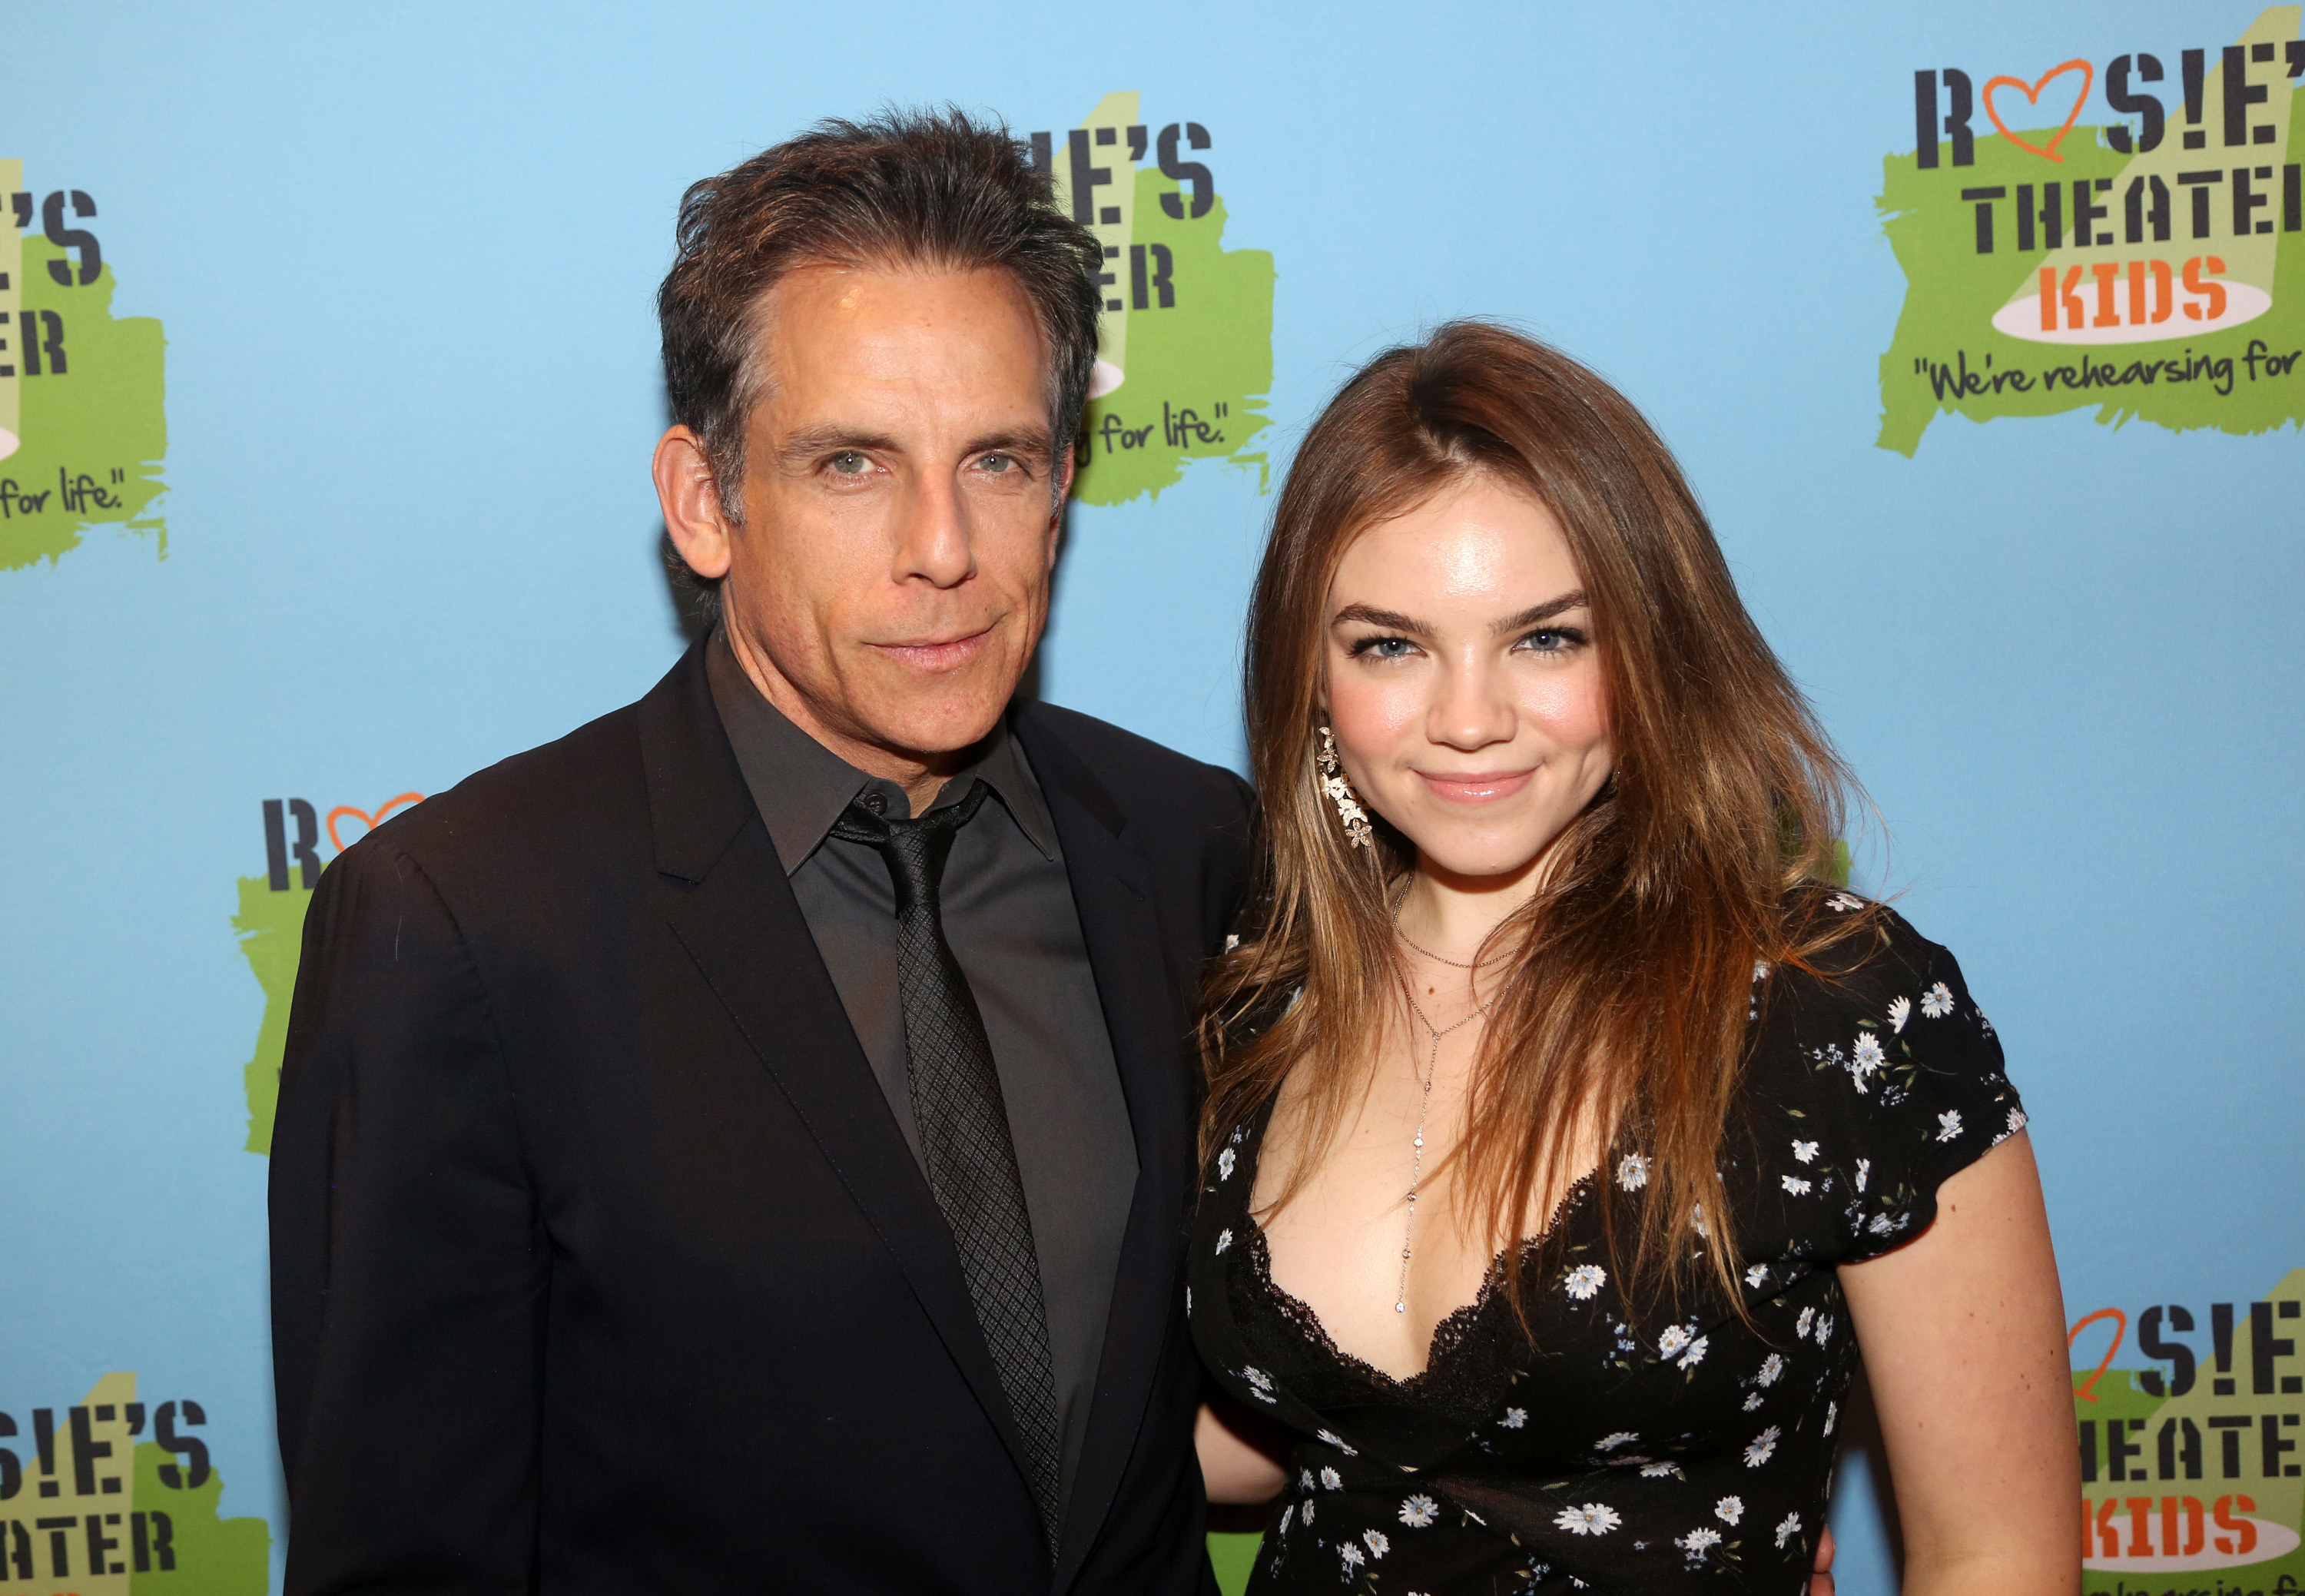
[2071,1269,2305,1588]
[1877,8,2305,453]
[1031,94,1277,506]
[0,159,167,570]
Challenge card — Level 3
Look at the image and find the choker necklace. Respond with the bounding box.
[1393,969,1491,1316]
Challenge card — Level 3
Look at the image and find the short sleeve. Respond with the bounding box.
[1754,907,2026,1266]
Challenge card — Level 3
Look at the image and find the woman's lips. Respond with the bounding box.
[1416,768,1536,804]
[871,628,993,673]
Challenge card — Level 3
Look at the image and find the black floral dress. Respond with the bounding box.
[1189,901,2025,1594]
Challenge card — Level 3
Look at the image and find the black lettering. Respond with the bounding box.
[2182,49,2208,149]
[290,801,320,886]
[33,1516,73,1578]
[1961,186,2005,252]
[2235,167,2274,236]
[3,1519,28,1579]
[1941,68,1975,166]
[2252,1300,2297,1393]
[146,1508,175,1571]
[2209,1414,2251,1475]
[1066,130,1109,227]
[1156,123,1213,219]
[2106,55,2166,153]
[2075,178,2112,245]
[2287,164,2301,231]
[264,800,291,890]
[2079,1418,2098,1482]
[66,1408,111,1497]
[1144,243,1174,308]
[32,1411,55,1498]
[40,190,99,286]
[16,311,38,378]
[2107,1415,2145,1481]
[0,1412,18,1500]
[154,1400,211,1491]
[85,1512,122,1577]
[1915,71,1939,168]
[2158,1415,2204,1480]
[2224,45,2270,147]
[2126,174,2173,243]
[2177,171,2224,240]
[2140,1306,2199,1397]
[2213,1302,2237,1392]
[2264,1413,2300,1478]
[1098,244,1120,314]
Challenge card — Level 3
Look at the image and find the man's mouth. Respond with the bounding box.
[1416,768,1536,804]
[869,626,996,674]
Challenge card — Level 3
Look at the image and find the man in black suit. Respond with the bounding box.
[270,110,1253,1594]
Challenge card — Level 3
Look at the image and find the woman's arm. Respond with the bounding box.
[1196,1391,1291,1505]
[1839,1130,2079,1596]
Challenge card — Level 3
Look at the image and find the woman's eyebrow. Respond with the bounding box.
[1331,602,1429,633]
[1492,590,1589,635]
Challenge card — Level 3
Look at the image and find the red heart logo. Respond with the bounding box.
[2067,1306,2127,1405]
[326,791,426,853]
[1984,59,2095,164]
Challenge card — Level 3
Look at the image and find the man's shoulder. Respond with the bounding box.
[1013,700,1252,827]
[347,695,651,886]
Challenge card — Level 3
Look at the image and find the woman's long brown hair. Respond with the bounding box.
[1202,321,1873,1316]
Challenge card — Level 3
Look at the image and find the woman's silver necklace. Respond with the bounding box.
[1391,906,1508,971]
[1392,965,1490,1315]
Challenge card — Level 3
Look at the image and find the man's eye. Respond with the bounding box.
[978,453,1015,473]
[828,451,871,476]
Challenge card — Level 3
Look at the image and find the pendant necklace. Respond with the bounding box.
[1392,966,1491,1315]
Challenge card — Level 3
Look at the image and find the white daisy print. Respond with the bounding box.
[1302,1499,1315,1525]
[1827,892,1862,912]
[1362,1529,1390,1558]
[1743,1426,1781,1468]
[1678,1336,1709,1369]
[1215,1228,1233,1255]
[1850,1030,1886,1077]
[1743,1390,1764,1412]
[1564,1264,1607,1301]
[1641,1461,1685,1478]
[1715,1495,1745,1525]
[1315,1428,1358,1456]
[1224,933,1241,952]
[1278,1504,1295,1535]
[1815,1314,1834,1345]
[1781,1175,1812,1196]
[1594,1431,1640,1452]
[1791,1140,1818,1164]
[2006,1107,2028,1135]
[1399,1494,1438,1528]
[1501,1408,1527,1429]
[1745,1263,1769,1289]
[1795,1307,1816,1339]
[1869,1212,1899,1236]
[1339,1541,1364,1571]
[1756,1352,1785,1386]
[1218,1148,1235,1181]
[1753,959,1773,981]
[1657,1326,1690,1359]
[1320,1466,1343,1491]
[1244,1365,1273,1395]
[1823,1400,1839,1437]
[1854,1157,1870,1193]
[1886,994,1911,1033]
[1617,1153,1650,1191]
[1299,1468,1315,1491]
[1936,1109,1964,1143]
[1775,1511,1803,1548]
[1920,980,1955,1018]
[1554,1503,1623,1536]
[1691,1203,1710,1238]
[1678,1527,1723,1557]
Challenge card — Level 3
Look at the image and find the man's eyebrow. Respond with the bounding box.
[1492,591,1590,635]
[965,430,1055,463]
[774,426,901,467]
[1331,602,1430,633]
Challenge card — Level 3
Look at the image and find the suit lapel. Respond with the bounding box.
[638,645,1046,1508]
[1017,712,1199,1591]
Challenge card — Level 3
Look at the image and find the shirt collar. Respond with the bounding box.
[705,625,1058,874]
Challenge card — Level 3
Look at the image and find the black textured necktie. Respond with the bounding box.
[830,781,1063,1548]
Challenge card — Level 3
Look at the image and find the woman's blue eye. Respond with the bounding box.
[1519,627,1584,655]
[1351,636,1418,659]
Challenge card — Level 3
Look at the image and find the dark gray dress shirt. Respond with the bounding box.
[705,629,1137,1516]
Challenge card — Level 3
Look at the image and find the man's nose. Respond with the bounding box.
[1427,657,1516,751]
[894,470,976,589]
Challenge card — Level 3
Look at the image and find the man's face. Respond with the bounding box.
[720,264,1065,770]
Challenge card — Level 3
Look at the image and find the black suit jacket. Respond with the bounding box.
[269,642,1255,1594]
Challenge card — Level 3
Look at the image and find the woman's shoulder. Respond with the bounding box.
[1761,888,1985,1035]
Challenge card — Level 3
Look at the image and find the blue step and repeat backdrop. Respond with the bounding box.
[4,3,2301,1592]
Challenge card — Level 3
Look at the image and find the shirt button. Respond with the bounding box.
[860,791,887,815]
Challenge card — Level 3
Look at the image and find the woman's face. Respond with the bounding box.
[1322,474,1614,884]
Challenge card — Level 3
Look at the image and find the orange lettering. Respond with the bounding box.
[2214,1493,2257,1557]
[2093,262,2122,327]
[2180,1496,2205,1558]
[2182,256,2227,322]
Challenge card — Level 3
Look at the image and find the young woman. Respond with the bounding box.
[1190,323,2077,1594]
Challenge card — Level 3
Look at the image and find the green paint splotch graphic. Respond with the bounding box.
[1049,95,1276,506]
[1877,8,2304,454]
[234,875,310,1156]
[0,159,167,569]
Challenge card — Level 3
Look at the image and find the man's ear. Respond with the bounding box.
[655,426,735,581]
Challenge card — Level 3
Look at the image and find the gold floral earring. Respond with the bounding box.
[1316,725,1374,849]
